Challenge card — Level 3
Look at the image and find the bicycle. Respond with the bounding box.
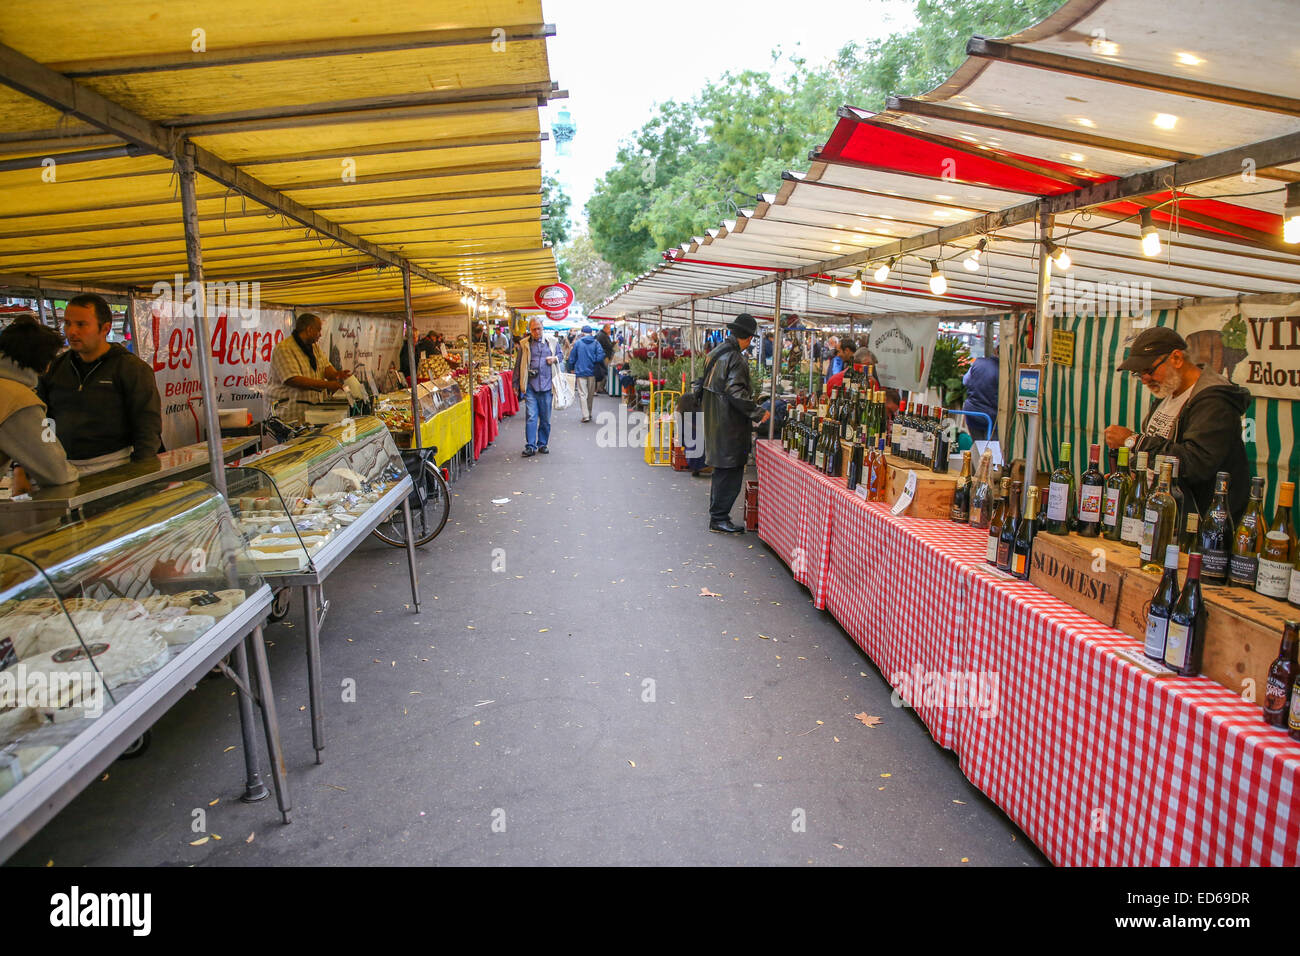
[371,446,451,548]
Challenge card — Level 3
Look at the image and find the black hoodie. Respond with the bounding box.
[1132,366,1253,520]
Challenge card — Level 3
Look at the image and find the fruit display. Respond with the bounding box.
[418,354,452,381]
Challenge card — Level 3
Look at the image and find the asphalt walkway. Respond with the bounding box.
[11,388,1045,867]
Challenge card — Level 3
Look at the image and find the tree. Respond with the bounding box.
[585,0,1065,275]
[542,174,571,247]
[557,231,618,312]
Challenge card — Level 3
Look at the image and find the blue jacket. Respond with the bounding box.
[565,335,606,378]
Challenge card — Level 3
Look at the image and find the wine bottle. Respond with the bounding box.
[1256,481,1297,600]
[968,450,995,529]
[1011,486,1040,579]
[1164,553,1206,677]
[827,424,844,477]
[1103,445,1133,542]
[950,450,973,523]
[846,433,864,491]
[1045,442,1076,535]
[1199,471,1232,585]
[813,419,827,471]
[1140,460,1178,572]
[1077,443,1105,537]
[920,406,937,466]
[1264,621,1299,728]
[1290,545,1300,610]
[1120,450,1149,548]
[987,477,1011,565]
[1167,456,1187,546]
[931,408,951,474]
[997,481,1022,572]
[890,400,906,458]
[1228,477,1267,587]
[1182,512,1201,556]
[1144,544,1181,662]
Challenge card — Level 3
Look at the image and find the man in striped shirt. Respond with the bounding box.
[268,313,350,423]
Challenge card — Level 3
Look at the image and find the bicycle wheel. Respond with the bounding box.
[372,460,451,548]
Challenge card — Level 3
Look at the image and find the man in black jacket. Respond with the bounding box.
[702,313,769,533]
[1106,326,1252,519]
[594,324,614,393]
[39,293,161,468]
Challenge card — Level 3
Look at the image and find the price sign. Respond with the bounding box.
[1051,329,1075,367]
[891,471,918,515]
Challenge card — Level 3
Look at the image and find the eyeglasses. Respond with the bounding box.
[1135,352,1171,379]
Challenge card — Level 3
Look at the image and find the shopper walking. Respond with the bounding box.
[702,313,769,533]
[565,325,605,423]
[512,317,558,457]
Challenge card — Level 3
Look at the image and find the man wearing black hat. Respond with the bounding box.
[1106,325,1252,518]
[702,313,769,533]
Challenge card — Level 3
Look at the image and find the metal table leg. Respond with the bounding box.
[231,639,270,802]
[247,626,291,824]
[403,496,421,611]
[302,582,326,764]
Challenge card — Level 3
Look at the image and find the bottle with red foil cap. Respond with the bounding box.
[1165,552,1206,676]
[1077,443,1105,537]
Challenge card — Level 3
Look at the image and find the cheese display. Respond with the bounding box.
[0,481,265,797]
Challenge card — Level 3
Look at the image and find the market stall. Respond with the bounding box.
[0,480,288,861]
[756,439,1300,865]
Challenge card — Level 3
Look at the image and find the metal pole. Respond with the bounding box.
[177,150,227,497]
[657,309,663,383]
[689,301,696,382]
[466,296,474,463]
[1024,207,1052,500]
[403,266,423,452]
[769,278,782,439]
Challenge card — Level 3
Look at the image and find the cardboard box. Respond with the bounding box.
[1027,531,1128,627]
[885,454,959,519]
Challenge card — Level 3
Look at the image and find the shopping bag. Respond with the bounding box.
[553,371,576,410]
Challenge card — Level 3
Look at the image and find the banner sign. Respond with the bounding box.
[866,316,940,393]
[134,296,406,451]
[1164,302,1299,401]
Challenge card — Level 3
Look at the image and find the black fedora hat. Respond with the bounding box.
[728,313,758,338]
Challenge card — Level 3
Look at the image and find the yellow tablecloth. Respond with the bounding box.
[415,397,472,465]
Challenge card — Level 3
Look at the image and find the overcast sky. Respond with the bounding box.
[539,0,919,227]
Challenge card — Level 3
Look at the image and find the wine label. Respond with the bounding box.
[1256,558,1293,599]
[1080,486,1103,523]
[986,535,999,564]
[1289,568,1300,606]
[996,539,1012,569]
[1144,613,1170,660]
[1011,551,1026,576]
[1228,553,1259,586]
[891,423,903,446]
[1164,620,1190,670]
[1103,488,1121,526]
[814,451,825,469]
[922,433,935,459]
[1046,482,1069,521]
[1140,508,1160,560]
[1201,549,1229,580]
[1121,515,1144,545]
[1290,686,1300,732]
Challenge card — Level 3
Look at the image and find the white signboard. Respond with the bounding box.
[1172,302,1299,401]
[867,316,940,393]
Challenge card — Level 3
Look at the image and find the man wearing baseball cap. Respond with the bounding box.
[702,313,769,533]
[1106,325,1252,518]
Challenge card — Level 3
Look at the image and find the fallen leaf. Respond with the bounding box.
[815,720,824,725]
[855,713,883,728]
[466,625,475,630]
[190,837,210,846]
[373,659,382,663]
[208,798,219,807]
[758,634,770,640]
[832,843,844,849]
[833,736,840,743]
[100,774,108,782]
[299,706,306,711]
[961,857,969,863]
[743,695,754,699]
[211,834,222,841]
[474,720,481,726]
[953,800,966,805]
[223,746,236,753]
[539,628,549,633]
[246,833,255,844]
[628,760,636,768]
[880,773,891,778]
[699,588,722,598]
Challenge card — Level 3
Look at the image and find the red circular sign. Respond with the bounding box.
[545,309,569,321]
[534,282,575,312]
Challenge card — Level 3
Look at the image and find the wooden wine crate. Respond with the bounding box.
[1026,531,1130,628]
[884,455,959,519]
[1114,561,1292,698]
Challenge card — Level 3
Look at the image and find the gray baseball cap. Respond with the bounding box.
[1118,326,1187,372]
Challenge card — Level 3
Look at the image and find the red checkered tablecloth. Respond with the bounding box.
[752,438,1300,866]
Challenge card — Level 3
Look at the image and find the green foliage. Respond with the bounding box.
[542,174,571,247]
[930,335,973,407]
[585,0,1065,274]
[555,231,618,311]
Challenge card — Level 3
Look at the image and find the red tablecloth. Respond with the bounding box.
[754,439,1300,866]
[499,371,519,417]
[472,384,497,459]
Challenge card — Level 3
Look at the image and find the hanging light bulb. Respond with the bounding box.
[963,239,987,272]
[873,258,893,284]
[827,276,839,297]
[1140,209,1161,257]
[929,260,947,296]
[850,271,863,296]
[1284,182,1300,244]
[1044,239,1071,270]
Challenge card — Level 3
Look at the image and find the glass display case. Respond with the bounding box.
[226,417,407,577]
[0,480,269,800]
